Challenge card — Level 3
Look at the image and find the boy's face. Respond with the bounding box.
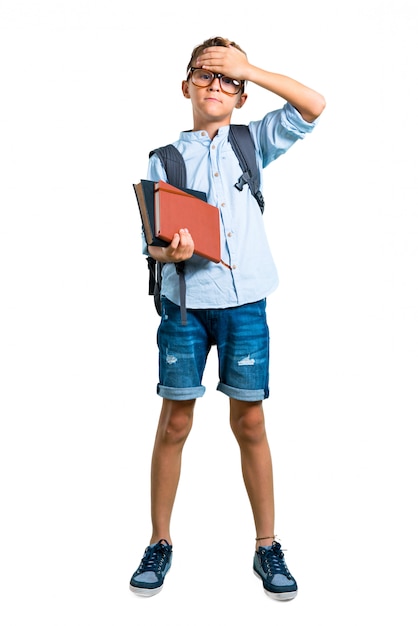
[182,67,247,127]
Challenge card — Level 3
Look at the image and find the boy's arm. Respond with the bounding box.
[195,44,326,123]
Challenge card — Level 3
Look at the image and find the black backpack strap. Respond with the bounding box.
[147,256,163,315]
[149,144,188,324]
[228,124,265,213]
[175,261,186,325]
[149,144,188,189]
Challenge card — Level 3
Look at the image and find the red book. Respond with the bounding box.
[154,180,221,263]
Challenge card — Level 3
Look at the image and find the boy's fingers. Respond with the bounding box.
[170,232,180,249]
[179,228,192,243]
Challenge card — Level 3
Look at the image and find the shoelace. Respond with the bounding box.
[261,541,293,579]
[138,540,171,574]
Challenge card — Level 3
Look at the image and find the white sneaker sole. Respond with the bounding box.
[129,583,164,597]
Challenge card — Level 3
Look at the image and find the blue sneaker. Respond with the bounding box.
[253,541,298,601]
[129,539,172,597]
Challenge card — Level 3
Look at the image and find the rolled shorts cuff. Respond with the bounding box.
[157,384,206,400]
[216,382,267,401]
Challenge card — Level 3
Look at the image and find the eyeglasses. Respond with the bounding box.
[187,67,243,95]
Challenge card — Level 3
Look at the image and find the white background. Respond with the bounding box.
[1,1,417,624]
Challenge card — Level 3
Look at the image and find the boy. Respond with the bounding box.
[130,36,325,600]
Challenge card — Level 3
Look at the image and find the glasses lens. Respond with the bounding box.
[191,69,213,86]
[220,76,241,94]
[191,69,241,94]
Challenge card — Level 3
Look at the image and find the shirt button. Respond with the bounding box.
[232,264,237,269]
[200,131,206,137]
[214,172,219,177]
[211,144,216,150]
[227,232,232,237]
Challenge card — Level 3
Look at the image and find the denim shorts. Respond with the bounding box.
[156,296,270,401]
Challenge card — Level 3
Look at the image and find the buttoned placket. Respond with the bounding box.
[209,135,238,272]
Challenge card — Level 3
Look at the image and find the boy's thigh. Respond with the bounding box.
[157,297,210,398]
[216,299,270,400]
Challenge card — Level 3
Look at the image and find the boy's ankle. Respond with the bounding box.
[150,536,172,546]
[255,534,277,550]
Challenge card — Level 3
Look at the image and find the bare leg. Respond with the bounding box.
[150,398,195,545]
[229,399,275,550]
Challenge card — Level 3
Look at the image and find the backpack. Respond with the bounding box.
[147,124,264,323]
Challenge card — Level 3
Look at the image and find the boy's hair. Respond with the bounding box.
[186,36,247,74]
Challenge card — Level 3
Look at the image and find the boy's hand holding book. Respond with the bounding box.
[149,228,195,264]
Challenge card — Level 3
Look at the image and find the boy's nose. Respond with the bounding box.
[209,77,221,90]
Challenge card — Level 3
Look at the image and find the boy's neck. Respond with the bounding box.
[191,110,234,140]
[192,120,230,140]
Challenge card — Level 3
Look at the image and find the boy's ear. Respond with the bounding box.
[182,80,191,99]
[235,92,248,109]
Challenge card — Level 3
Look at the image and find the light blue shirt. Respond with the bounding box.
[146,102,317,309]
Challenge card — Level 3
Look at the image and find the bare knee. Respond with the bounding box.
[230,400,266,446]
[156,399,195,446]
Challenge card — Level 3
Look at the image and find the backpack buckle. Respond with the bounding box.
[234,171,251,192]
